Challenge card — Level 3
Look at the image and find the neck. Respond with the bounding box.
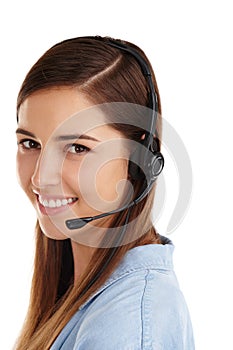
[69,217,115,283]
[70,239,96,284]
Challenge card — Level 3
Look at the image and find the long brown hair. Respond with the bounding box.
[14,36,163,349]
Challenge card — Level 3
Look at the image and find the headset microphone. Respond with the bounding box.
[65,37,164,231]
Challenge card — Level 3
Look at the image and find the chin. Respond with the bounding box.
[38,217,69,241]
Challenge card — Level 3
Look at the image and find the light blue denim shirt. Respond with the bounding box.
[50,235,195,349]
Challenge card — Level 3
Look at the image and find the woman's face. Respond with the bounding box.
[16,88,130,241]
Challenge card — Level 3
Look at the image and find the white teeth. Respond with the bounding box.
[56,199,62,207]
[49,200,56,208]
[38,196,77,208]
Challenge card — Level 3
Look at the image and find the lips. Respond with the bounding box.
[35,193,78,216]
[38,195,77,208]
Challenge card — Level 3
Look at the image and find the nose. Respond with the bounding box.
[31,146,62,189]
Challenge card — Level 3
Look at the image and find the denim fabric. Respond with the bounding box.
[50,235,195,349]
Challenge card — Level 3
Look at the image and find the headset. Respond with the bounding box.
[64,36,165,298]
[65,36,164,230]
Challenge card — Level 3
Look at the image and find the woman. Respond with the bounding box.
[14,36,194,349]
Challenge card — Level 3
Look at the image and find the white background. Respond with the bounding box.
[0,0,232,349]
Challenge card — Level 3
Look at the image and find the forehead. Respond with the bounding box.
[17,88,124,141]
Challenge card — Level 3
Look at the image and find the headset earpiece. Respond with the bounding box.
[128,144,164,183]
[150,151,164,180]
[128,147,144,181]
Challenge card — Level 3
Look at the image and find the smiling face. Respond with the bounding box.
[16,88,130,241]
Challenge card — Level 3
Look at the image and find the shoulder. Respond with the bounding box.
[74,267,194,349]
[142,269,195,349]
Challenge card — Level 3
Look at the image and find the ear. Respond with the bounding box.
[140,133,157,141]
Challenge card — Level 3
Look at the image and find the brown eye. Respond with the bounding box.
[19,139,41,149]
[65,143,90,154]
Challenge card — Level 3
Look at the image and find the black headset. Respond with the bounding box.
[65,36,164,230]
[64,36,165,299]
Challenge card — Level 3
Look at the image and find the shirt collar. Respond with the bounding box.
[79,234,174,311]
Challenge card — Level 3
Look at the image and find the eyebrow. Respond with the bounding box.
[16,128,100,142]
[16,128,36,138]
[55,134,100,142]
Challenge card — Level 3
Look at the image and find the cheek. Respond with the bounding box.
[62,158,129,212]
[62,160,80,191]
[16,152,34,195]
[95,159,129,201]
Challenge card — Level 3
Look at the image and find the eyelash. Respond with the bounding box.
[64,143,90,155]
[18,139,90,155]
[18,139,41,150]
